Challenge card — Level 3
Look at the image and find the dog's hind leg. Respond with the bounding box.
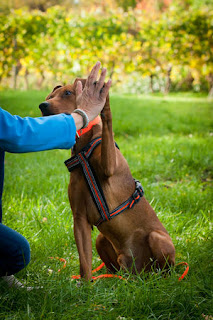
[96,233,120,273]
[148,230,175,270]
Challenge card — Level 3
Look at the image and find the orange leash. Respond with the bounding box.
[92,262,105,273]
[49,256,67,272]
[92,261,123,280]
[71,262,124,280]
[49,257,189,281]
[176,261,189,281]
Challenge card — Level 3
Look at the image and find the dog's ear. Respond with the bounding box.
[46,85,63,100]
[52,85,63,92]
[74,78,87,89]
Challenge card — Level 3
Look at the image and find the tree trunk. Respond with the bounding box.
[24,69,29,90]
[37,71,45,89]
[12,36,22,90]
[207,73,213,98]
[150,74,154,93]
[109,68,114,80]
[209,86,213,97]
[12,65,17,90]
[109,60,115,80]
[12,62,21,90]
[164,65,172,94]
[176,72,194,91]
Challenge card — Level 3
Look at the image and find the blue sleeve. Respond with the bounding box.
[0,107,76,153]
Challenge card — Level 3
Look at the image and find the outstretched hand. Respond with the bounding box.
[75,62,111,122]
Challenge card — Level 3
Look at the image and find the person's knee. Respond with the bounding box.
[0,224,31,276]
[5,234,31,275]
[13,236,31,273]
[19,237,31,267]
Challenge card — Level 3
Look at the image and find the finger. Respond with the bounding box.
[100,79,112,97]
[75,80,83,97]
[96,68,107,91]
[87,61,101,86]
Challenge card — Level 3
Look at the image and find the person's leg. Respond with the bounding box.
[0,150,5,223]
[0,223,30,276]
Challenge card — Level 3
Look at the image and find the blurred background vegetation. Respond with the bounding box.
[0,0,212,95]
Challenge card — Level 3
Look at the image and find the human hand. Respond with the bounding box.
[75,61,112,122]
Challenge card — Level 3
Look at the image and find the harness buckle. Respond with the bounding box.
[135,180,144,197]
[130,180,144,208]
[132,190,140,204]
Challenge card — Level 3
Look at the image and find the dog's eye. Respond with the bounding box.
[65,90,72,96]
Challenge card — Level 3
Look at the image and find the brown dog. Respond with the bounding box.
[39,80,175,280]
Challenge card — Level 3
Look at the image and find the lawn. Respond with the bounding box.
[0,90,212,320]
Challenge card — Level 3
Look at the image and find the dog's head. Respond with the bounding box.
[39,79,86,116]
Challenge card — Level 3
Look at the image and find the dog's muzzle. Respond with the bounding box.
[39,101,51,116]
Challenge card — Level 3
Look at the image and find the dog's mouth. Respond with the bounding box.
[39,101,54,116]
[40,110,53,117]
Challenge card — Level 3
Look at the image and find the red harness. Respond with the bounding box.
[65,137,144,226]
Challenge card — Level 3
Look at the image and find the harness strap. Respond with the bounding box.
[65,137,110,222]
[64,137,144,226]
[95,180,144,227]
[78,152,110,222]
[65,137,102,170]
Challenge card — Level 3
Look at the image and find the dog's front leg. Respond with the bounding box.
[101,95,117,177]
[73,215,92,280]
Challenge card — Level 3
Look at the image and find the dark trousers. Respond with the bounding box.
[0,150,4,223]
[0,223,30,276]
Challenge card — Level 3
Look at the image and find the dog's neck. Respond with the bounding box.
[76,116,101,138]
[72,120,102,155]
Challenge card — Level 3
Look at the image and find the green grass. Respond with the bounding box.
[0,90,212,319]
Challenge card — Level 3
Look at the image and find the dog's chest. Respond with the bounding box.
[69,167,102,221]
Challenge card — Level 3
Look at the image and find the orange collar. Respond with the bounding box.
[76,116,101,138]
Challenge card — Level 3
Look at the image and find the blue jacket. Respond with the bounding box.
[0,107,77,222]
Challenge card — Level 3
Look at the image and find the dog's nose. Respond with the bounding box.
[39,101,51,116]
[39,101,49,111]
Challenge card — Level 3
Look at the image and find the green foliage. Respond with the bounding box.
[0,91,212,319]
[0,2,212,93]
[116,0,137,11]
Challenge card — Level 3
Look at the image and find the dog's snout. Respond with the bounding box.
[39,101,52,116]
[39,101,49,111]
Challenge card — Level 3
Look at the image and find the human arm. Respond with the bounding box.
[0,108,76,153]
[0,62,111,153]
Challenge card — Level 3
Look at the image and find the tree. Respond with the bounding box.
[0,3,212,93]
[169,4,213,95]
